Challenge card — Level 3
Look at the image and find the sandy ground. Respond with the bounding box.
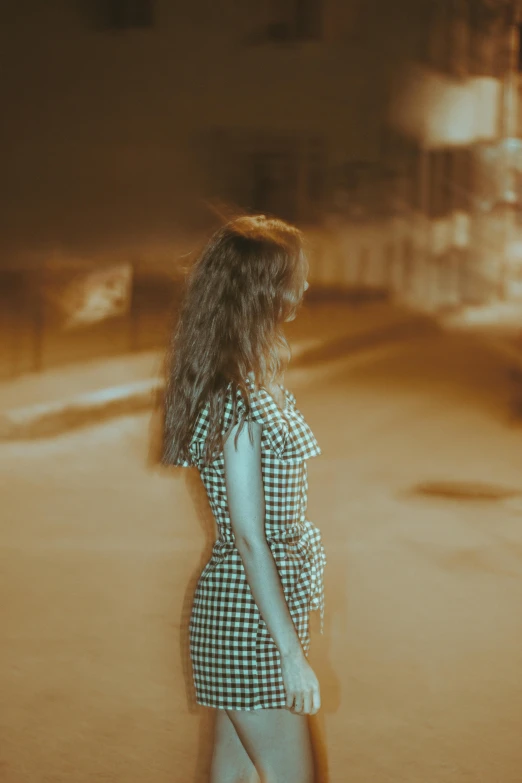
[2,329,522,782]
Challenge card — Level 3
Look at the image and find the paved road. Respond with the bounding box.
[2,328,522,783]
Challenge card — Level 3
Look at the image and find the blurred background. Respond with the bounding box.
[2,0,522,376]
[3,2,522,783]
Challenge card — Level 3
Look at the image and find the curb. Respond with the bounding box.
[0,379,165,441]
[0,315,432,442]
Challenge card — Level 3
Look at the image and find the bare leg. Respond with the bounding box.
[226,707,315,783]
[210,708,259,783]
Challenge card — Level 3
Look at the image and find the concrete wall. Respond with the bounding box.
[1,0,406,262]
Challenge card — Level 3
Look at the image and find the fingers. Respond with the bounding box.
[285,689,300,713]
[301,687,320,716]
[286,690,303,713]
[286,688,320,715]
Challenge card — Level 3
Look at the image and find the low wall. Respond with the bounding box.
[0,217,503,381]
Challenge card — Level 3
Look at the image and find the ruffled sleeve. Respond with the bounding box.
[169,400,211,468]
[181,378,321,469]
[222,378,321,465]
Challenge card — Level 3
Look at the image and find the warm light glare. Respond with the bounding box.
[390,64,501,147]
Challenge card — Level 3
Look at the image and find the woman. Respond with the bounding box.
[162,215,326,783]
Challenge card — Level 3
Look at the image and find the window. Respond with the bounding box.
[421,0,470,78]
[469,0,506,77]
[427,150,453,219]
[263,0,322,42]
[99,0,154,30]
[422,0,452,73]
[452,148,473,212]
[251,150,300,221]
[426,148,473,219]
[203,130,326,224]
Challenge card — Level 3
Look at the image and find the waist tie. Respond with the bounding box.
[212,520,326,635]
[280,520,326,636]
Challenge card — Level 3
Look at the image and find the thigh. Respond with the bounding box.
[226,707,314,783]
[211,709,257,783]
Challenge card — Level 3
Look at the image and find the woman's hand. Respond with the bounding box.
[281,650,321,715]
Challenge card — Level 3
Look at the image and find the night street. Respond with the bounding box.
[2,326,522,783]
[3,2,522,781]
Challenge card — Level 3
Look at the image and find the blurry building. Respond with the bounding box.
[385,0,522,304]
[3,0,522,331]
[0,0,400,377]
[0,0,394,255]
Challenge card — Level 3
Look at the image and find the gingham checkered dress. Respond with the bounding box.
[176,377,326,710]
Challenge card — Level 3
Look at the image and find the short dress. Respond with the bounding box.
[175,376,326,710]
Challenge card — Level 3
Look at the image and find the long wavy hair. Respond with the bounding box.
[162,214,308,466]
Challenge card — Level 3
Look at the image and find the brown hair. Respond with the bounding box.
[161,214,308,466]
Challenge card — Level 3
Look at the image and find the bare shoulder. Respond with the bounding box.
[223,417,263,461]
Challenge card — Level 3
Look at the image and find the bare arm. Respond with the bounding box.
[223,417,321,714]
[223,419,304,660]
[224,422,321,715]
[224,422,304,656]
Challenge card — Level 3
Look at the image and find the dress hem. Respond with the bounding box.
[196,700,288,711]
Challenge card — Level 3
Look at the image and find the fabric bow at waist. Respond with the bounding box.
[211,520,326,634]
[268,521,326,635]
